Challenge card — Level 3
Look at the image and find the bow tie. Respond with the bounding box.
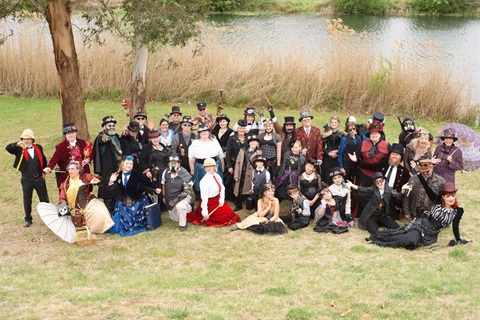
[27,146,33,149]
[256,170,263,174]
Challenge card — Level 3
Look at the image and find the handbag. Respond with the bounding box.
[71,211,86,228]
[245,195,255,211]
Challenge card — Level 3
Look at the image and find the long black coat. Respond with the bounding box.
[357,185,398,230]
[111,169,158,200]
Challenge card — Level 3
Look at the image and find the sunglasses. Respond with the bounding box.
[183,123,192,127]
[107,124,116,128]
[374,178,384,185]
[135,117,145,120]
[419,163,431,167]
[349,128,356,132]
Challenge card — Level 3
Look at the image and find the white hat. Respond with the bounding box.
[202,158,217,167]
[20,129,35,140]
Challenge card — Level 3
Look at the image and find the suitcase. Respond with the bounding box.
[144,202,162,231]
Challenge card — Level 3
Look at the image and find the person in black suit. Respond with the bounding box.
[6,129,49,227]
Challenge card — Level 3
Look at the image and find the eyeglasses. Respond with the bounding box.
[135,117,145,120]
[419,163,431,167]
[374,178,384,185]
[107,124,116,128]
[349,128,356,132]
[183,123,192,127]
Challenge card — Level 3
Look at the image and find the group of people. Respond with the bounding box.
[5,103,472,249]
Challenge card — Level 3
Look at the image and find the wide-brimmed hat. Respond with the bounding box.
[372,172,386,181]
[367,120,384,137]
[170,106,182,115]
[418,158,434,172]
[247,135,260,143]
[299,111,314,122]
[439,129,458,141]
[20,129,35,140]
[127,121,140,132]
[237,119,248,127]
[252,155,267,164]
[101,115,117,127]
[62,123,77,134]
[390,143,404,156]
[216,114,230,123]
[329,167,343,178]
[197,102,207,110]
[439,182,457,194]
[203,158,217,167]
[284,116,295,125]
[133,112,147,120]
[197,123,210,133]
[181,116,192,124]
[149,130,160,138]
[244,107,256,116]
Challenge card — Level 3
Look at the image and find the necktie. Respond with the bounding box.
[305,128,310,135]
[123,172,131,188]
[213,175,221,194]
[386,167,393,182]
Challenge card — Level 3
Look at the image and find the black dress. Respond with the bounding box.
[298,173,322,216]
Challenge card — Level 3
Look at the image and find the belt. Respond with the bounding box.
[196,157,219,164]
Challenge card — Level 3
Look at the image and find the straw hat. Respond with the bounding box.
[20,129,35,140]
[203,158,217,167]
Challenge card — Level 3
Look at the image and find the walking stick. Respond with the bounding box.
[202,205,221,222]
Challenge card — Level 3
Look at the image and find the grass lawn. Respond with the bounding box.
[1,96,479,319]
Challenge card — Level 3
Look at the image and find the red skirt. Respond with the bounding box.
[187,196,241,227]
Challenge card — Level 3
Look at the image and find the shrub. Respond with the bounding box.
[411,0,477,14]
[330,0,393,14]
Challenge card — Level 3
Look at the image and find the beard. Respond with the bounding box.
[388,157,401,167]
[107,130,116,136]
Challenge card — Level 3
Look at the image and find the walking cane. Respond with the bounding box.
[202,205,221,223]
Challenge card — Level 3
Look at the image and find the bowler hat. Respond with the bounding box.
[197,102,207,110]
[203,158,217,167]
[439,129,458,142]
[237,119,248,127]
[127,121,140,132]
[62,123,77,134]
[180,116,192,124]
[299,111,314,122]
[197,123,210,133]
[372,172,386,181]
[170,106,182,115]
[284,116,295,125]
[216,114,230,123]
[390,143,404,156]
[101,116,117,127]
[244,107,256,116]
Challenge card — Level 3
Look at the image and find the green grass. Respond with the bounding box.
[0,96,479,319]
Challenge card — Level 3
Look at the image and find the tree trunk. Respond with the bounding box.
[45,0,89,140]
[129,35,148,119]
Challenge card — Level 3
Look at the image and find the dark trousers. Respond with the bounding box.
[21,177,49,222]
[366,215,400,234]
[280,215,309,230]
[103,198,116,216]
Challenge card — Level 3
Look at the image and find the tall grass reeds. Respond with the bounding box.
[0,17,475,121]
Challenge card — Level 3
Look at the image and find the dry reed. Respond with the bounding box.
[0,17,475,121]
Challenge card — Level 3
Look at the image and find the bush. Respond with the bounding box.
[330,0,393,14]
[411,0,476,14]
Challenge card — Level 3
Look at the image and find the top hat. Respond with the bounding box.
[181,116,193,124]
[62,123,77,134]
[197,123,210,133]
[170,106,182,115]
[101,115,117,127]
[237,119,248,127]
[299,111,314,122]
[149,130,160,138]
[329,167,344,178]
[244,107,256,116]
[252,155,267,163]
[439,182,457,194]
[203,158,217,167]
[127,121,140,132]
[216,114,230,123]
[133,112,147,120]
[372,112,385,123]
[197,102,207,110]
[247,134,260,143]
[390,143,404,156]
[440,129,458,142]
[168,154,181,162]
[20,128,35,140]
[284,116,295,125]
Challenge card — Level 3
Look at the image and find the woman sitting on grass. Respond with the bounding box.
[107,156,161,237]
[313,187,349,234]
[59,161,114,233]
[365,161,472,250]
[230,183,287,234]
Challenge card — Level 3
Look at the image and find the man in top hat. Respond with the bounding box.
[168,106,183,133]
[122,121,143,169]
[432,129,463,184]
[161,154,193,231]
[195,102,214,129]
[403,158,445,220]
[133,111,150,145]
[44,123,92,191]
[274,116,296,162]
[346,172,400,234]
[93,115,130,214]
[171,116,196,173]
[6,129,49,227]
[380,143,410,219]
[294,111,323,164]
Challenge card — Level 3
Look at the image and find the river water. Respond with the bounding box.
[207,14,480,104]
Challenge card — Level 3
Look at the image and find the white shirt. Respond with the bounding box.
[188,139,225,159]
[26,145,35,158]
[199,172,224,216]
[385,166,398,188]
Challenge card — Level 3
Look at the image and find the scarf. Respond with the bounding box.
[66,176,80,208]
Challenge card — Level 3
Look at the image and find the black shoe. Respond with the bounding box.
[24,221,32,228]
[233,206,242,212]
[179,225,188,232]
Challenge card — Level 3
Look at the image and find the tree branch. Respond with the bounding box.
[28,0,46,15]
[98,0,128,39]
